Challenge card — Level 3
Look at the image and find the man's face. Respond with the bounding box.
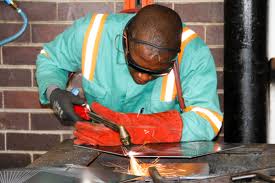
[126,44,176,85]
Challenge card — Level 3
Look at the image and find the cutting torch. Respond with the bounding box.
[73,104,131,146]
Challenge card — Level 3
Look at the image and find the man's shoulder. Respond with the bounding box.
[182,29,207,54]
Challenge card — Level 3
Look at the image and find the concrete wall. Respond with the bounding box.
[0,0,224,168]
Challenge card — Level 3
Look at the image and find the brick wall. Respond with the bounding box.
[0,0,224,169]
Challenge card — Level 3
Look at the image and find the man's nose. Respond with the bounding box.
[138,72,152,81]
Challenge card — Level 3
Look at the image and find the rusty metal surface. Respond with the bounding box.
[29,140,275,182]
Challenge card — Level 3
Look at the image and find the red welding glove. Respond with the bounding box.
[74,102,183,146]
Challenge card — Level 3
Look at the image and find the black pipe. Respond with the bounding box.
[224,0,268,143]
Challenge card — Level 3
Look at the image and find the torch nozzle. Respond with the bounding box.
[118,125,131,146]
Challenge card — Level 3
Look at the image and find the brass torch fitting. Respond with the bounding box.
[119,125,131,146]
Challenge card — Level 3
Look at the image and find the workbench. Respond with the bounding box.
[27,140,275,182]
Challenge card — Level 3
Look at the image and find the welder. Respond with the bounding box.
[36,4,223,146]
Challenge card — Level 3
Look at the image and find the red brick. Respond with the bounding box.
[188,25,205,41]
[58,2,114,21]
[174,3,223,23]
[0,23,30,43]
[4,91,45,109]
[0,153,31,169]
[217,71,223,90]
[3,46,41,65]
[0,133,4,150]
[157,3,172,9]
[0,2,56,21]
[0,69,31,87]
[206,25,224,45]
[115,2,124,13]
[211,48,224,67]
[33,69,38,87]
[0,92,2,108]
[0,113,28,130]
[0,47,2,63]
[31,113,73,130]
[32,24,70,43]
[0,4,21,21]
[7,133,60,151]
[218,93,224,112]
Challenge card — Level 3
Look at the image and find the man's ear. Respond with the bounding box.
[123,31,129,55]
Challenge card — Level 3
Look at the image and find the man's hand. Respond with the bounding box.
[50,88,85,126]
[74,102,183,146]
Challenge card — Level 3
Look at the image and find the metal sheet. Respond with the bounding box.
[75,141,243,158]
[0,166,138,183]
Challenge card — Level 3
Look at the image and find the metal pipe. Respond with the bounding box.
[269,58,275,143]
[148,167,165,183]
[267,0,275,61]
[267,0,275,144]
[224,0,268,143]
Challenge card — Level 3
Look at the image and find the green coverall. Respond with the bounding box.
[36,13,223,142]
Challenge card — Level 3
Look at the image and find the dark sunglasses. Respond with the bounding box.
[122,17,180,77]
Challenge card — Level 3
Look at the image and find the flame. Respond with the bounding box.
[103,147,205,177]
[129,154,144,176]
[128,151,159,176]
[126,149,190,177]
[123,149,147,176]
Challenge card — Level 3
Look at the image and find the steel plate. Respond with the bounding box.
[0,165,138,183]
[75,141,243,158]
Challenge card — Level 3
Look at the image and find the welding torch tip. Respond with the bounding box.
[119,125,131,146]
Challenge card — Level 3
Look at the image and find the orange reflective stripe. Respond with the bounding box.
[182,26,189,33]
[160,74,169,101]
[196,111,219,134]
[172,33,197,98]
[184,106,223,135]
[82,15,97,74]
[160,27,198,101]
[184,106,193,112]
[178,33,198,64]
[89,14,108,80]
[82,14,108,81]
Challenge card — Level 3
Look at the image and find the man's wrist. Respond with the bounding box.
[46,85,60,100]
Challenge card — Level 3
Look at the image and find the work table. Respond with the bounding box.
[28,140,275,182]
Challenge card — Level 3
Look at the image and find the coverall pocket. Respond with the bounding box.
[150,99,177,113]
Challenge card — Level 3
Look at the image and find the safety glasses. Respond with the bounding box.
[126,50,176,77]
[122,16,180,77]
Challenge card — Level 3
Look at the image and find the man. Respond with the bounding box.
[36,4,223,146]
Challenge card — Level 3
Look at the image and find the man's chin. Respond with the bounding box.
[133,79,148,85]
